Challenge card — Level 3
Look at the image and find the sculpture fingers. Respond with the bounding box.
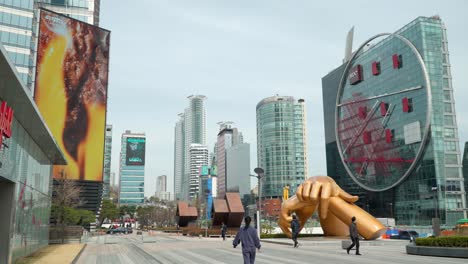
[337,187,359,203]
[302,181,313,201]
[309,182,322,202]
[278,218,292,238]
[296,184,304,202]
[320,182,332,219]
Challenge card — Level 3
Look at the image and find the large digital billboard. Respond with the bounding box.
[34,9,110,181]
[126,137,146,166]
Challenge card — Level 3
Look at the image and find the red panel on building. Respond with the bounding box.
[372,61,380,75]
[363,131,372,144]
[358,106,367,119]
[402,97,413,112]
[385,129,393,143]
[392,54,402,69]
[380,102,389,116]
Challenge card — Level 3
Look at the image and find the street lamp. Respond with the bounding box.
[251,167,264,238]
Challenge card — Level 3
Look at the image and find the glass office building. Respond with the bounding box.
[0,0,35,87]
[0,44,65,263]
[256,95,308,198]
[119,131,146,205]
[0,1,100,91]
[322,16,467,226]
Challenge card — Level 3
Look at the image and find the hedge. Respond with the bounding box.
[415,236,468,248]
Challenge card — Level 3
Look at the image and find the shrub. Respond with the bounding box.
[415,236,468,248]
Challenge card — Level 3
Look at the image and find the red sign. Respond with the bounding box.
[372,61,380,75]
[348,64,363,85]
[0,101,14,149]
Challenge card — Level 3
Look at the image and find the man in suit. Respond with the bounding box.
[347,216,361,255]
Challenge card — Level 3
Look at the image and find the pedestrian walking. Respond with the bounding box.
[221,222,228,241]
[233,216,261,264]
[346,216,361,255]
[291,214,300,248]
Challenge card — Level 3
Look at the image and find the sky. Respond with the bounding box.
[99,0,468,198]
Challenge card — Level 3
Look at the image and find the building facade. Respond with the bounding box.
[119,131,146,205]
[256,96,308,198]
[216,122,243,198]
[0,0,101,91]
[102,124,112,198]
[156,175,169,200]
[173,95,207,201]
[0,1,35,88]
[226,142,251,199]
[0,44,66,263]
[188,144,208,200]
[174,114,184,200]
[36,0,101,26]
[322,16,467,226]
[463,142,468,204]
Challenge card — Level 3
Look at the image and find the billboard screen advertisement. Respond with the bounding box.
[126,137,146,166]
[34,9,110,181]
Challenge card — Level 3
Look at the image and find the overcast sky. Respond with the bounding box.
[100,0,468,198]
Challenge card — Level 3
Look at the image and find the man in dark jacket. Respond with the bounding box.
[346,216,361,255]
[233,216,261,264]
[291,214,300,248]
[221,222,227,241]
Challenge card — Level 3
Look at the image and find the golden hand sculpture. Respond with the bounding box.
[279,176,386,240]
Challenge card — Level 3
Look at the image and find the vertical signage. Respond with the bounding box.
[0,101,14,150]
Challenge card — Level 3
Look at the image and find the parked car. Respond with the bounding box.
[397,230,411,240]
[408,230,419,239]
[385,229,399,239]
[107,227,129,234]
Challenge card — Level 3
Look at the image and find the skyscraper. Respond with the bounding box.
[0,0,101,90]
[216,122,240,198]
[102,124,112,198]
[174,113,185,200]
[216,122,249,199]
[156,175,169,200]
[226,142,251,199]
[189,144,208,199]
[174,95,207,201]
[322,16,467,225]
[119,130,146,205]
[256,96,308,198]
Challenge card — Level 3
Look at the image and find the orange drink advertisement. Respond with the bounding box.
[34,9,110,181]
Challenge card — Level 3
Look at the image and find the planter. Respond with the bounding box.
[406,244,468,258]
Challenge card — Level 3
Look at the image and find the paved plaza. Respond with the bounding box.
[75,232,467,264]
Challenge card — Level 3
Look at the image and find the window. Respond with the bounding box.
[444,103,452,113]
[445,167,460,178]
[444,116,454,126]
[445,154,458,165]
[444,128,455,138]
[443,90,452,101]
[445,141,457,151]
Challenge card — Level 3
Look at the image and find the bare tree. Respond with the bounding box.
[51,177,84,243]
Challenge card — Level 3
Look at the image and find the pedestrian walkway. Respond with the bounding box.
[15,244,85,264]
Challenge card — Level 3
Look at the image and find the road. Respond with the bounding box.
[76,232,466,264]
